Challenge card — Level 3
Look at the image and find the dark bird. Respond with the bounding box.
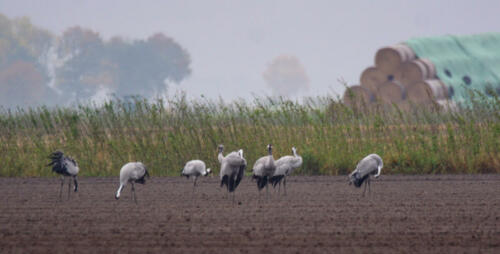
[348,154,383,197]
[47,150,79,200]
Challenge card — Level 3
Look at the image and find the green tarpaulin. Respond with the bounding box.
[405,33,500,103]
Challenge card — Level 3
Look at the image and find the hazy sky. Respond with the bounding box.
[2,0,499,101]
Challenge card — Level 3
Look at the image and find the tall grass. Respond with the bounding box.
[0,91,499,177]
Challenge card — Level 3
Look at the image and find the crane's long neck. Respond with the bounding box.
[266,148,275,169]
[218,152,224,164]
[115,184,124,199]
[292,149,302,168]
[374,166,382,178]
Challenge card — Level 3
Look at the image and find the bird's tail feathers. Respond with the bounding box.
[352,172,369,188]
[269,175,284,188]
[228,175,236,192]
[253,175,268,190]
[221,175,228,188]
[135,171,149,184]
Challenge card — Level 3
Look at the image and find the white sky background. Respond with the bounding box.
[1,0,500,101]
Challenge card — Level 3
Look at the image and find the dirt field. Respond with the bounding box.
[0,175,499,253]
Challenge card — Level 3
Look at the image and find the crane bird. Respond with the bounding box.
[181,160,212,193]
[47,151,79,200]
[218,145,247,201]
[270,146,303,195]
[115,162,150,204]
[348,154,383,197]
[252,144,276,198]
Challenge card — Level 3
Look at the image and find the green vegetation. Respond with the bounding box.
[0,91,499,177]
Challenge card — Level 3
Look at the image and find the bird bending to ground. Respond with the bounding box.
[252,144,276,198]
[115,162,149,204]
[47,151,79,200]
[218,145,247,201]
[270,146,302,195]
[348,154,383,197]
[181,160,212,193]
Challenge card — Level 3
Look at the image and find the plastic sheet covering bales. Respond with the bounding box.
[406,33,500,103]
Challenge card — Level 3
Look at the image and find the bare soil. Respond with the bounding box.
[0,175,499,253]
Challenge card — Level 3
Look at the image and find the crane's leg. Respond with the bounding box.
[266,183,269,200]
[278,181,281,194]
[131,183,137,204]
[193,177,198,194]
[59,176,64,200]
[284,177,287,196]
[73,176,78,192]
[368,178,371,196]
[362,180,368,197]
[67,177,72,200]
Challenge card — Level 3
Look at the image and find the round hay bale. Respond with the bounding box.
[360,67,388,93]
[375,44,416,73]
[376,81,406,104]
[342,85,374,107]
[395,59,429,87]
[418,58,436,79]
[436,99,458,112]
[407,79,449,103]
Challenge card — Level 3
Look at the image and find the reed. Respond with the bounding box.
[0,91,499,177]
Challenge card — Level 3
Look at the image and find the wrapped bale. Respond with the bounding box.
[407,79,449,103]
[395,59,437,87]
[418,58,437,79]
[342,85,374,107]
[360,67,388,93]
[436,99,459,112]
[375,44,416,73]
[376,81,406,104]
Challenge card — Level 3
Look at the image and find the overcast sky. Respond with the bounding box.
[2,0,499,101]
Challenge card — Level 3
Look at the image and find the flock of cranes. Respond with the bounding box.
[48,146,383,203]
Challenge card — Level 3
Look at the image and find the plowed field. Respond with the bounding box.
[1,175,499,253]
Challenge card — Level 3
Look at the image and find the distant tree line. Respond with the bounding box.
[0,13,191,107]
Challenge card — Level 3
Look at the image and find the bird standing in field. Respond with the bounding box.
[181,160,212,193]
[270,146,303,195]
[47,150,79,200]
[252,144,276,198]
[348,154,383,197]
[218,145,247,202]
[115,162,149,204]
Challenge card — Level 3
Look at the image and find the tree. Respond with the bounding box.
[263,55,309,97]
[0,61,48,107]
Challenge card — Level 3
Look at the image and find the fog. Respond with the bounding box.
[1,0,499,107]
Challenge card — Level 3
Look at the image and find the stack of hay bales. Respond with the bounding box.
[343,44,450,109]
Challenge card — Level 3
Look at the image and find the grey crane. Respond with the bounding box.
[115,162,149,204]
[252,144,276,198]
[348,154,383,197]
[47,151,79,200]
[270,146,303,195]
[218,145,247,201]
[181,160,212,193]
